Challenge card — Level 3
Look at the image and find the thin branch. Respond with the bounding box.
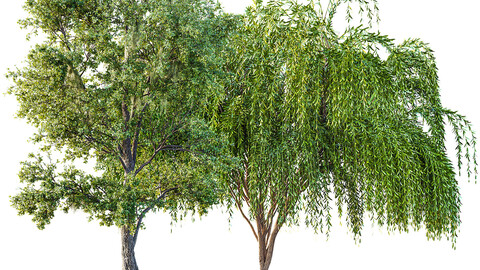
[324,0,333,22]
[132,102,149,165]
[266,213,280,246]
[266,199,278,231]
[242,156,251,201]
[121,101,131,128]
[134,145,190,176]
[228,185,258,241]
[79,51,92,76]
[264,217,281,269]
[62,179,101,204]
[134,110,190,176]
[118,151,128,172]
[83,134,115,154]
[132,187,178,244]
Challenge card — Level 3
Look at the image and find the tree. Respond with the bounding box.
[8,0,236,269]
[217,1,477,269]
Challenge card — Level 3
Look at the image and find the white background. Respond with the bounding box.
[1,0,479,269]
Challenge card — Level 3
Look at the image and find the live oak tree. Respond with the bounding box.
[217,1,477,269]
[8,0,236,269]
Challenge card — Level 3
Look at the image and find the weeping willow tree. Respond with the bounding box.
[217,0,477,269]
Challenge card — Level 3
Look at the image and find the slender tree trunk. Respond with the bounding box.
[258,234,272,270]
[121,225,139,270]
[257,219,281,270]
[258,234,278,270]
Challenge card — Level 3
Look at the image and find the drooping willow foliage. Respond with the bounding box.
[217,1,476,268]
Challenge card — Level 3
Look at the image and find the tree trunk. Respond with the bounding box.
[121,225,139,270]
[258,239,273,270]
[258,235,277,270]
[257,219,281,270]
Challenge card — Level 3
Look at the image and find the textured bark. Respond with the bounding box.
[258,235,270,270]
[119,91,139,270]
[257,218,281,270]
[121,225,139,270]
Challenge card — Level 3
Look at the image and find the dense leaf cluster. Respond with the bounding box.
[218,0,476,247]
[8,1,477,269]
[9,0,237,232]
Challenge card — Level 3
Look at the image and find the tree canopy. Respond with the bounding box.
[8,0,237,269]
[216,0,477,269]
[7,0,478,269]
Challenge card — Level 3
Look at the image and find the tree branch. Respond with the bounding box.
[70,180,101,203]
[132,102,149,166]
[132,187,178,244]
[134,145,190,176]
[228,185,258,241]
[134,112,190,176]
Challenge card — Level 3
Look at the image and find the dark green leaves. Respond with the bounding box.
[10,0,237,234]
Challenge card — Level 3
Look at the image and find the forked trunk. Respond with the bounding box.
[259,239,275,270]
[121,225,139,270]
[257,219,281,270]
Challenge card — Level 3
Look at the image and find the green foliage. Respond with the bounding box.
[9,0,238,232]
[218,0,476,246]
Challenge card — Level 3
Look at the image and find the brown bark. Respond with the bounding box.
[121,225,139,270]
[119,131,139,270]
[257,217,281,270]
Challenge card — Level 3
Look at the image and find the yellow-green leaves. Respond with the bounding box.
[220,0,476,246]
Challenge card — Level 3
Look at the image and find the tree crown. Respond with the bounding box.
[217,0,477,244]
[9,0,238,231]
